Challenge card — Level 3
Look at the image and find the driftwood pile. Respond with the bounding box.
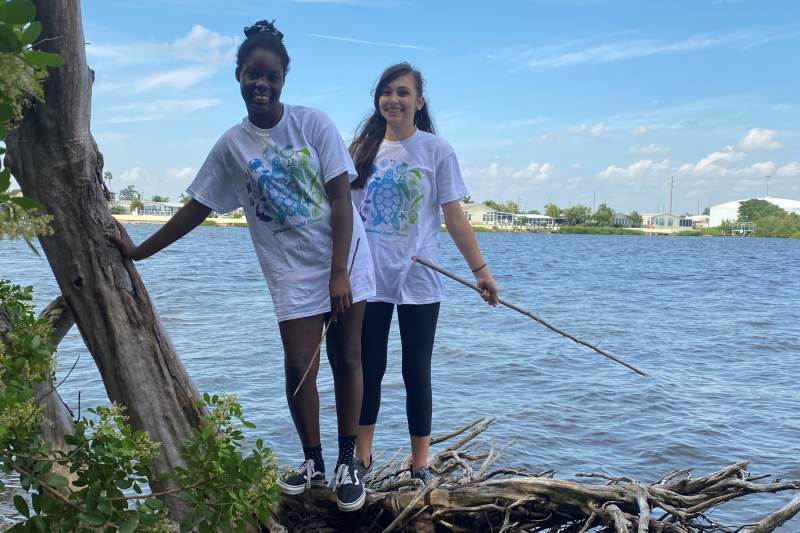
[275,418,800,533]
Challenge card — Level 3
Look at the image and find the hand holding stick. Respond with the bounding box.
[412,256,647,377]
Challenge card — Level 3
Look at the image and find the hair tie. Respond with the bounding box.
[244,19,284,41]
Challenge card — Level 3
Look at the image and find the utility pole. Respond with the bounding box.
[593,191,596,212]
[668,176,673,215]
[765,175,770,197]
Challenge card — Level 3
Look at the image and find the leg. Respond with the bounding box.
[355,301,394,467]
[326,300,369,511]
[276,314,328,494]
[279,314,326,451]
[326,301,366,460]
[397,302,440,470]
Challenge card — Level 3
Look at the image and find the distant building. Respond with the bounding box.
[640,212,658,228]
[612,212,631,227]
[709,197,800,227]
[459,202,560,228]
[142,201,183,216]
[652,213,692,229]
[686,215,710,228]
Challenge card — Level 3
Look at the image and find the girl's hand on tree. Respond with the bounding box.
[329,269,353,322]
[109,219,139,260]
[474,268,499,307]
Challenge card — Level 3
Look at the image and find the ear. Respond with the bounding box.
[235,67,241,82]
[416,96,426,111]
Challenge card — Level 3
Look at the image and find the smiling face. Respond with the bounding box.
[377,73,425,131]
[236,47,286,128]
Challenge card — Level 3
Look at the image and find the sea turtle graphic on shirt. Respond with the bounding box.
[360,159,423,236]
[247,145,323,225]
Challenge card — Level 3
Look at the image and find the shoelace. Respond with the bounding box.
[335,463,360,488]
[299,459,318,489]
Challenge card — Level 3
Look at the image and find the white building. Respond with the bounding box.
[709,197,800,227]
[613,212,631,227]
[686,215,710,228]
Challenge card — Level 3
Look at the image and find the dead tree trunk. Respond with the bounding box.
[4,0,204,516]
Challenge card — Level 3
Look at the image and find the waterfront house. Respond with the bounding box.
[612,212,631,227]
[652,213,692,229]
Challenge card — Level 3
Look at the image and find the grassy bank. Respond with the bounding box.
[558,226,645,235]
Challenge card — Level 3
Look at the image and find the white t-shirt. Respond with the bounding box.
[351,130,467,305]
[187,104,375,322]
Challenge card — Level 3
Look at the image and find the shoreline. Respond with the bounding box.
[113,215,792,238]
[113,214,247,227]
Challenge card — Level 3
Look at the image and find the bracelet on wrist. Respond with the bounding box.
[471,263,487,273]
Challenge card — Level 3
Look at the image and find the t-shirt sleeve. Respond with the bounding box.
[311,112,357,184]
[186,137,242,214]
[435,151,469,205]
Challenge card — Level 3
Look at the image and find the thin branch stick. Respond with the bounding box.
[381,478,443,533]
[411,256,647,376]
[292,238,360,397]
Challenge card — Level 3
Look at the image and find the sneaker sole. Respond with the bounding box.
[337,490,366,512]
[276,479,327,495]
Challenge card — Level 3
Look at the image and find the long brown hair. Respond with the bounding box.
[349,63,436,189]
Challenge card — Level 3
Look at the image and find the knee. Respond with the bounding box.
[331,347,361,377]
[284,356,309,384]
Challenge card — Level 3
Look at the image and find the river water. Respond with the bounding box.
[2,226,799,529]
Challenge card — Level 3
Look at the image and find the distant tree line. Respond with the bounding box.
[737,199,800,238]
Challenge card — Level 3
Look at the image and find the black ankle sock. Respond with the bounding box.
[303,445,324,473]
[336,435,356,469]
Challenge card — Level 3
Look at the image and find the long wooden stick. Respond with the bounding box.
[292,239,361,398]
[412,256,647,377]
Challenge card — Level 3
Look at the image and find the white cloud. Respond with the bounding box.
[86,25,238,67]
[677,146,745,178]
[598,158,670,181]
[738,128,783,151]
[568,122,606,137]
[100,98,222,124]
[167,167,197,181]
[136,66,217,92]
[530,121,605,144]
[300,32,431,50]
[628,144,671,157]
[463,161,555,185]
[631,125,650,136]
[494,117,549,131]
[172,25,239,63]
[119,167,151,183]
[677,148,775,180]
[96,66,217,95]
[530,132,561,144]
[495,28,798,71]
[776,161,800,177]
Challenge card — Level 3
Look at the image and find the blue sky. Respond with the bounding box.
[81,0,800,214]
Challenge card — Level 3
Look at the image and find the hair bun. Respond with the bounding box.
[243,19,284,41]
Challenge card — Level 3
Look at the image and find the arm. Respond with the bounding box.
[324,173,354,320]
[110,199,212,260]
[442,200,499,306]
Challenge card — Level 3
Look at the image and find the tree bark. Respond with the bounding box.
[4,0,204,517]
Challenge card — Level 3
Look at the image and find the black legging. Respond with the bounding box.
[359,301,440,437]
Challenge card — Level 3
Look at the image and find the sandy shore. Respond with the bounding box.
[113,214,248,227]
